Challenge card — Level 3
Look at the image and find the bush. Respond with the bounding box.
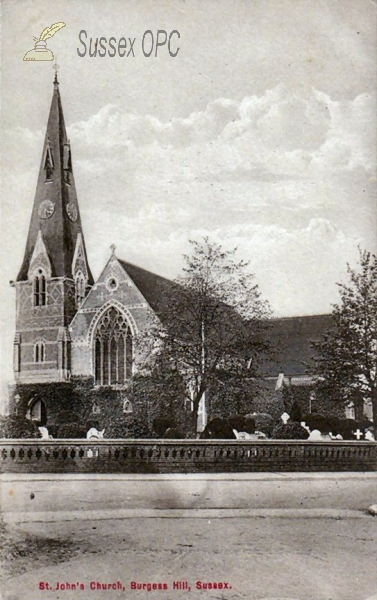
[290,401,302,423]
[226,415,246,431]
[163,427,184,439]
[334,419,360,440]
[243,418,256,434]
[201,418,236,439]
[57,423,86,438]
[272,422,309,440]
[0,415,41,439]
[152,417,175,437]
[245,413,274,436]
[302,413,332,434]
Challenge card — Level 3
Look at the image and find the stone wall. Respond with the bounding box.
[1,439,376,474]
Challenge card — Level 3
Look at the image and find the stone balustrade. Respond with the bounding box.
[1,439,376,473]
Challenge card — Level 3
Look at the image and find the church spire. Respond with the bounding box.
[17,76,93,285]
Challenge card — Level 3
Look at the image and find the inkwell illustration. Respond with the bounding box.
[23,22,66,61]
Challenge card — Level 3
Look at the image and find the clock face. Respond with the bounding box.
[66,202,78,222]
[38,200,55,219]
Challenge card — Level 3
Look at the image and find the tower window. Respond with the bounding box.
[94,307,133,386]
[34,341,45,363]
[75,271,86,308]
[33,269,46,306]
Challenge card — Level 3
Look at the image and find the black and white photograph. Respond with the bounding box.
[0,1,376,599]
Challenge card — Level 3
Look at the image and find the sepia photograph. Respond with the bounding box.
[0,1,376,599]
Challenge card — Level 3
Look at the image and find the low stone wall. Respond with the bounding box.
[1,439,376,473]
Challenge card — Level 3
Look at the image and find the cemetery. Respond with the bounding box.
[1,407,376,474]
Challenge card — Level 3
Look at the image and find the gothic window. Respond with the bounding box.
[33,269,46,306]
[27,399,47,426]
[123,399,133,414]
[94,307,133,386]
[34,341,45,363]
[75,271,86,308]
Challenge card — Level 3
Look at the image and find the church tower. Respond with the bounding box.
[12,74,93,384]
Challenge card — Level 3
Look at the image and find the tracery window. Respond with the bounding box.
[33,269,46,306]
[94,307,133,386]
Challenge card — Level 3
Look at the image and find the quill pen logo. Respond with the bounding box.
[23,22,66,61]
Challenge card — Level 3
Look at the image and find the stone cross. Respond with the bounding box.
[353,429,363,440]
[281,412,290,425]
[110,243,116,255]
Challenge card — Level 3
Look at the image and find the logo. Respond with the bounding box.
[23,22,66,61]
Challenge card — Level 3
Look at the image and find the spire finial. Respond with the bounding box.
[110,244,116,256]
[53,58,59,84]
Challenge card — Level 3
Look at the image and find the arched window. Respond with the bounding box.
[123,399,133,414]
[75,271,86,308]
[27,399,47,426]
[94,307,133,386]
[33,269,46,306]
[34,341,45,363]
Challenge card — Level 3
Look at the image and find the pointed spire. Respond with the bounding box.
[53,59,59,86]
[17,78,93,284]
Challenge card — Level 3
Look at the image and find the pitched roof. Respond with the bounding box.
[118,260,184,318]
[119,260,333,378]
[261,314,333,377]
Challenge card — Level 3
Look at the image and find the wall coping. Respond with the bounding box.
[1,439,376,447]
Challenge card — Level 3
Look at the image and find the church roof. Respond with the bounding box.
[17,76,93,283]
[118,260,184,318]
[119,260,332,377]
[261,314,333,377]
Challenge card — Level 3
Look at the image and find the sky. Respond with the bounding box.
[0,0,376,391]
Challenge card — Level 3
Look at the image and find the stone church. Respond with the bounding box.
[10,76,340,434]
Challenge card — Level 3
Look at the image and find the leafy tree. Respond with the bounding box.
[312,249,377,425]
[139,238,272,434]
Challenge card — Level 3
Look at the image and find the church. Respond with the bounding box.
[10,75,339,435]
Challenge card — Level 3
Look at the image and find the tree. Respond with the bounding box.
[312,249,377,425]
[138,238,272,434]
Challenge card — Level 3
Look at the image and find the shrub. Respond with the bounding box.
[290,401,302,423]
[243,418,256,434]
[0,415,41,439]
[57,423,86,438]
[334,419,360,440]
[226,415,246,431]
[152,417,175,437]
[202,418,236,439]
[163,427,184,439]
[245,413,274,436]
[302,413,332,434]
[272,422,309,440]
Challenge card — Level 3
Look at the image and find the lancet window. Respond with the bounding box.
[94,307,133,386]
[33,269,46,306]
[75,271,86,308]
[34,341,45,363]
